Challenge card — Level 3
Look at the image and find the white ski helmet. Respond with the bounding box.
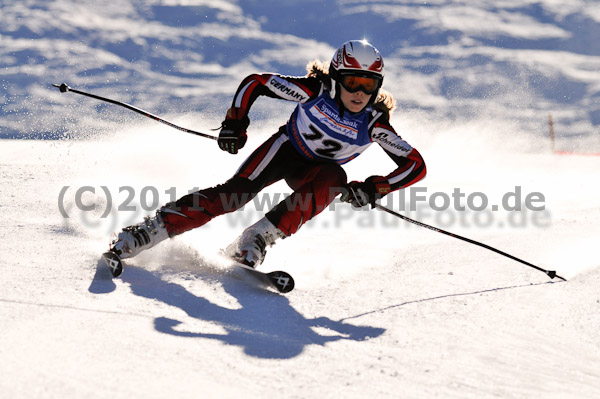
[329,40,384,101]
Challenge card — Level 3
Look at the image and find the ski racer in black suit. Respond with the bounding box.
[108,40,427,268]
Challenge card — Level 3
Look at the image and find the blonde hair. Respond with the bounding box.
[306,59,329,78]
[305,59,396,117]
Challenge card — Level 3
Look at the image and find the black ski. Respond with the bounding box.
[230,259,295,294]
[101,251,123,278]
[100,249,295,294]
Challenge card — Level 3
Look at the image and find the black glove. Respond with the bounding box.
[218,108,250,154]
[341,175,391,208]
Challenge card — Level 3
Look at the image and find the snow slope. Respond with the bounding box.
[1,1,600,398]
[2,122,600,398]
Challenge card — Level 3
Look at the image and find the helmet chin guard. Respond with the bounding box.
[329,77,337,100]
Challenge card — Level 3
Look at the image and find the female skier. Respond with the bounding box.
[108,40,426,269]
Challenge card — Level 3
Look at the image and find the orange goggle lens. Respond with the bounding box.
[339,75,380,94]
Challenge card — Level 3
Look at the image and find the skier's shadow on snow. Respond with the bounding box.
[88,259,117,294]
[111,266,385,359]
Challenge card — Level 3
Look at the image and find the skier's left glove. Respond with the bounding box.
[341,176,391,208]
[218,107,250,154]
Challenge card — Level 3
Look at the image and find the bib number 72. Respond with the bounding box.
[303,125,343,158]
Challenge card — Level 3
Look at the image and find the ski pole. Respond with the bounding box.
[52,83,218,141]
[373,203,566,281]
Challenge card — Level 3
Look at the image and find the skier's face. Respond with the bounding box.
[339,85,372,113]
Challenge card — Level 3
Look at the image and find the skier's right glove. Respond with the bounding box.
[218,107,250,154]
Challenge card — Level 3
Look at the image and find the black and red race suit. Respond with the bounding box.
[161,73,426,237]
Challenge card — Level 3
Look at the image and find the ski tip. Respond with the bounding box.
[101,251,123,278]
[267,271,295,294]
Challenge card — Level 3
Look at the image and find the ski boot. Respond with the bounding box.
[110,211,169,259]
[225,217,286,268]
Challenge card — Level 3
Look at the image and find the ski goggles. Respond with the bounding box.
[339,74,381,95]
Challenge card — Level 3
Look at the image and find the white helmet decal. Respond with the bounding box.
[330,40,384,78]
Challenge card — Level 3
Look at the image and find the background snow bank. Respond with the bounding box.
[1,0,599,149]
